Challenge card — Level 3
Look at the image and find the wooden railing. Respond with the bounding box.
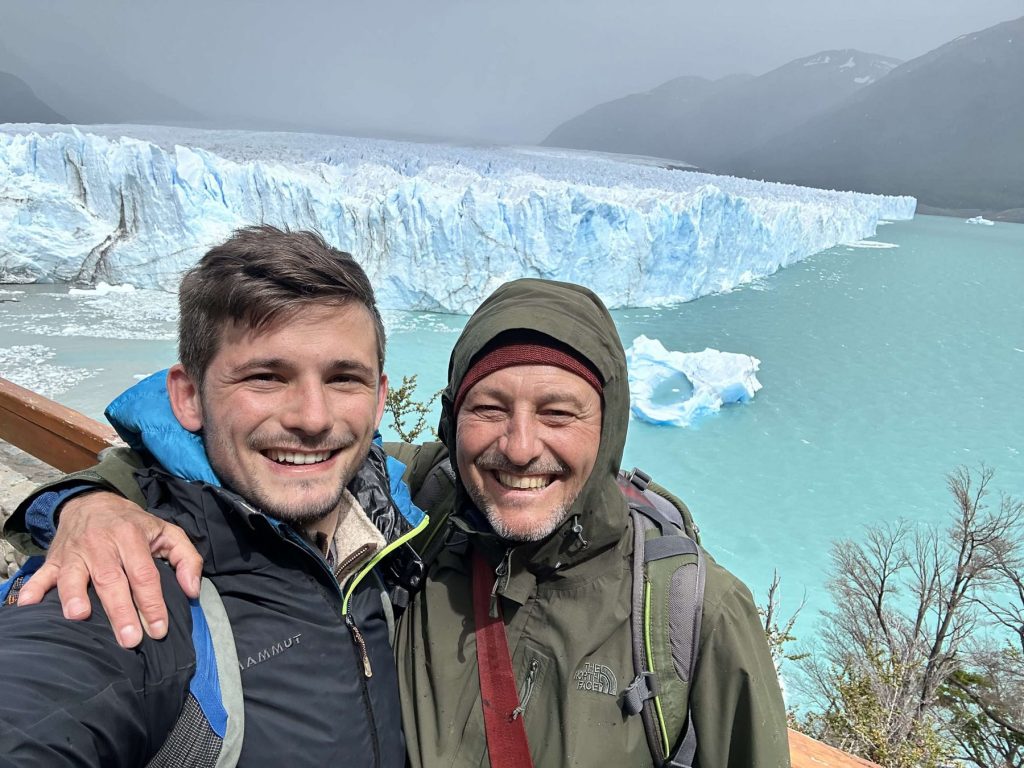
[0,374,878,767]
[0,376,120,471]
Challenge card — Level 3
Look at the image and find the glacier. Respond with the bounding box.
[626,336,762,427]
[0,125,916,313]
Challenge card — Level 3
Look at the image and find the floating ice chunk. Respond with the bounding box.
[843,240,899,249]
[626,335,762,427]
[68,282,137,295]
[966,216,995,226]
[0,345,95,398]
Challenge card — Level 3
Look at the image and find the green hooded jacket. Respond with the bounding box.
[395,278,790,767]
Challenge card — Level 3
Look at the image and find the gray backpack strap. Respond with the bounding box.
[621,479,706,768]
[201,578,245,768]
[146,577,244,768]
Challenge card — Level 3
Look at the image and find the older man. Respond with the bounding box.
[8,278,789,766]
[0,226,417,766]
[396,279,789,767]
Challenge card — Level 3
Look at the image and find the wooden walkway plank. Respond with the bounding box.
[789,728,881,767]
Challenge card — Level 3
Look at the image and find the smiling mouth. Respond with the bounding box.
[495,471,554,491]
[263,449,335,466]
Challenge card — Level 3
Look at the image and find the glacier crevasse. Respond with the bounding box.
[0,126,916,313]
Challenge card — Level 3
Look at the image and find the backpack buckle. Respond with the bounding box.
[627,467,652,492]
[621,671,660,715]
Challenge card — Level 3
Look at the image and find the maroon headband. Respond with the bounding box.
[454,342,603,414]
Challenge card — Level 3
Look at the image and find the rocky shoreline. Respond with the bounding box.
[0,441,61,579]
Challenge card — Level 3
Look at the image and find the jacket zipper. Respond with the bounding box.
[511,658,540,720]
[334,542,376,586]
[346,614,374,677]
[489,547,514,618]
[342,515,432,675]
[266,507,430,768]
[273,525,382,768]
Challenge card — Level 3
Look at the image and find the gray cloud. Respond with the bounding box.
[3,0,1021,143]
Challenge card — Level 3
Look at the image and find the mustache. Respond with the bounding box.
[474,449,568,476]
[247,430,357,453]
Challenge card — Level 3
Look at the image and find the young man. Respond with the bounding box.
[0,226,417,767]
[8,278,790,766]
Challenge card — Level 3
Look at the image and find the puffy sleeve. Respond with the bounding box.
[0,561,195,767]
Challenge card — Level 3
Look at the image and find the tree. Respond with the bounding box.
[796,466,1024,768]
[385,374,441,442]
[940,490,1024,767]
[758,569,808,673]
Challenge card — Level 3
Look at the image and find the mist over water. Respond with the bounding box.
[1,215,1021,647]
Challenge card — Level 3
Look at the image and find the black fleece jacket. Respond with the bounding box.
[0,468,406,768]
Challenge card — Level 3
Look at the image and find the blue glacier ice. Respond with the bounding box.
[0,125,916,313]
[626,335,762,427]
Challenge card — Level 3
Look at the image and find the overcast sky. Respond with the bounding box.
[3,0,1022,144]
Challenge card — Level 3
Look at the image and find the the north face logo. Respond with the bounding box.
[574,662,617,695]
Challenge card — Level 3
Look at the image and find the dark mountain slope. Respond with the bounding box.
[543,75,742,161]
[725,17,1024,213]
[542,51,899,167]
[0,71,67,123]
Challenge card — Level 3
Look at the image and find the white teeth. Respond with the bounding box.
[267,450,331,465]
[496,472,551,490]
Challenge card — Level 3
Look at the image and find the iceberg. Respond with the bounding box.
[626,336,761,427]
[0,125,916,313]
[966,216,995,226]
[67,281,136,295]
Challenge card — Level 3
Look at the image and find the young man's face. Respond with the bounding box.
[455,364,602,542]
[168,302,387,528]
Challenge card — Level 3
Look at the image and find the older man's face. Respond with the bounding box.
[168,302,387,528]
[455,364,602,541]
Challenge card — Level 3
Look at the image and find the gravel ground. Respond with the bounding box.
[0,441,61,579]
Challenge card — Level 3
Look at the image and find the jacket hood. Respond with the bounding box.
[438,278,629,568]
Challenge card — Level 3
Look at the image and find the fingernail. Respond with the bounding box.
[67,598,87,618]
[190,576,201,596]
[120,625,142,647]
[150,619,167,637]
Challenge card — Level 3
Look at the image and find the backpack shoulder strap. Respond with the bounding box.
[624,468,701,545]
[619,469,706,768]
[146,577,244,768]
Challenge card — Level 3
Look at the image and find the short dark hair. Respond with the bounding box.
[178,225,386,383]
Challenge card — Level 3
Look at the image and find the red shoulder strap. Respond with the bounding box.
[472,548,535,768]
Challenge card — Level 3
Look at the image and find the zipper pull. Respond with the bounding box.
[511,659,540,719]
[346,615,373,678]
[489,548,513,618]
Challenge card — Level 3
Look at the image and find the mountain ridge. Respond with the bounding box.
[0,71,66,124]
[723,16,1024,216]
[542,49,902,168]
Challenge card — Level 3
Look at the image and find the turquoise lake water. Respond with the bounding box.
[1,214,1022,644]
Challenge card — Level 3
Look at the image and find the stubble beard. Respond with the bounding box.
[468,450,577,543]
[203,421,358,526]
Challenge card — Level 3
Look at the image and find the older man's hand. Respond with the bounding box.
[15,491,203,648]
